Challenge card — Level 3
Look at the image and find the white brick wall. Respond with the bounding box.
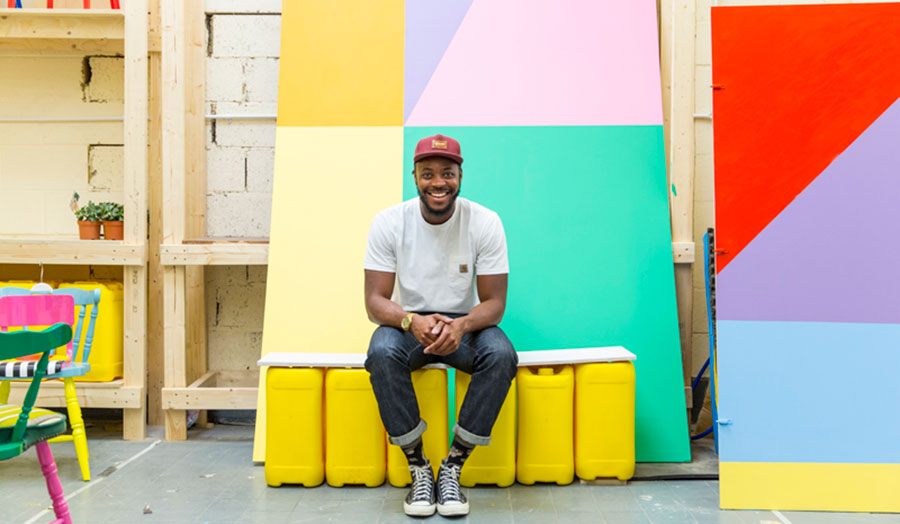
[204,9,280,367]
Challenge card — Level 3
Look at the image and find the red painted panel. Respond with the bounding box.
[711,4,900,271]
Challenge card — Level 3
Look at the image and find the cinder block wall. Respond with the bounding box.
[0,55,124,237]
[203,0,281,372]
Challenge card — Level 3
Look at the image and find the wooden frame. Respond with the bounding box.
[0,2,148,440]
[659,0,697,416]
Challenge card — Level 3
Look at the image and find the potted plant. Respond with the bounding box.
[98,201,124,240]
[74,200,102,240]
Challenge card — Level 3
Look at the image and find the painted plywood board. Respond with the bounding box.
[403,126,687,462]
[253,126,403,459]
[276,0,403,126]
[713,3,900,512]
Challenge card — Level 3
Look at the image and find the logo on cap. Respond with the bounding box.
[432,140,448,150]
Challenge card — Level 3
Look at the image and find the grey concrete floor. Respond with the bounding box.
[3,420,899,524]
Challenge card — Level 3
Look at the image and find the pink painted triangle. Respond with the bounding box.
[406,0,664,127]
[404,1,473,123]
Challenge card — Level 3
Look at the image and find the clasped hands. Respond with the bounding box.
[410,313,464,356]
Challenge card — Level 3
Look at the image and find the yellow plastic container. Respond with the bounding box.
[59,281,124,382]
[574,362,635,481]
[265,367,324,487]
[454,372,516,487]
[516,365,574,485]
[325,369,386,487]
[386,368,448,486]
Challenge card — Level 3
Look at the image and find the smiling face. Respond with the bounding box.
[413,156,462,224]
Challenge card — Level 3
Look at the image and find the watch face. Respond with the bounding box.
[402,314,413,330]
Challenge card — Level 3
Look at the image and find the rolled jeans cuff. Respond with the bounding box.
[388,418,427,447]
[453,423,491,447]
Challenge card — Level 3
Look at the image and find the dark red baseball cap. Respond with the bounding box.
[414,134,463,165]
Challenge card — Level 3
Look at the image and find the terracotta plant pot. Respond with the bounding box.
[102,220,124,240]
[77,220,101,240]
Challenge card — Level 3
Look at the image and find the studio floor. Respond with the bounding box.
[3,419,898,524]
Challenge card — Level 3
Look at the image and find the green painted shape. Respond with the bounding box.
[404,126,689,462]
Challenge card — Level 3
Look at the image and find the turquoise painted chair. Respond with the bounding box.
[0,323,74,524]
[0,288,100,481]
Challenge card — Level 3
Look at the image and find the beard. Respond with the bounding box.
[418,182,461,218]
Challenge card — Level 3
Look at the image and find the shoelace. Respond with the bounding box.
[438,462,463,501]
[409,465,433,502]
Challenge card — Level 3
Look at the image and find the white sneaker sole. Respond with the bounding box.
[404,502,436,517]
[437,501,470,517]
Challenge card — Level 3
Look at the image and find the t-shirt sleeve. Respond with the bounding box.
[364,211,396,272]
[475,212,509,275]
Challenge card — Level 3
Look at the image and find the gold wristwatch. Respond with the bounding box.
[401,312,416,331]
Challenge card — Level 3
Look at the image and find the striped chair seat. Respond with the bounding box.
[0,404,67,451]
[1,360,67,378]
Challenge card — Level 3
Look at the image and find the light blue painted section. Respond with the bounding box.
[718,320,900,463]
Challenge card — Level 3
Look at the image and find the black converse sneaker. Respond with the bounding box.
[436,459,469,516]
[403,461,436,517]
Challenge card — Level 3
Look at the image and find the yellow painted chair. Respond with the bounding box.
[0,287,101,481]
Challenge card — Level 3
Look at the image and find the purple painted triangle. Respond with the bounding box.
[718,96,900,323]
[404,0,473,123]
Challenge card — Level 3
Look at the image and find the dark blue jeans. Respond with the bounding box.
[365,321,517,447]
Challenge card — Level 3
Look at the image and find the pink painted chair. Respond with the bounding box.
[0,293,96,481]
[0,323,74,524]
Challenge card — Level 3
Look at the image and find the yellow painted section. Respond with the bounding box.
[277,0,403,126]
[720,462,900,513]
[253,126,403,461]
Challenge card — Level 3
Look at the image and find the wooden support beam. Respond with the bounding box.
[122,0,149,441]
[147,0,165,426]
[8,380,143,409]
[184,0,208,429]
[0,240,145,266]
[160,243,270,265]
[660,0,697,419]
[162,370,260,410]
[0,8,124,52]
[161,0,188,441]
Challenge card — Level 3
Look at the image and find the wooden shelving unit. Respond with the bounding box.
[156,1,266,440]
[0,8,124,53]
[0,3,148,440]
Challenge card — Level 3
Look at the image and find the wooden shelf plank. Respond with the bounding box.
[0,239,146,265]
[162,370,259,410]
[0,8,124,53]
[8,379,143,409]
[160,243,269,265]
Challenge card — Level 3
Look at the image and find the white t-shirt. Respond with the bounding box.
[364,197,508,314]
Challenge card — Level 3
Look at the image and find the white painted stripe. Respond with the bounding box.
[22,439,162,524]
[773,510,794,524]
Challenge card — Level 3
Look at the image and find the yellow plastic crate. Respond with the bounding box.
[59,281,123,382]
[516,365,574,485]
[325,369,386,487]
[386,368,448,486]
[265,367,324,487]
[454,372,516,487]
[574,362,635,481]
